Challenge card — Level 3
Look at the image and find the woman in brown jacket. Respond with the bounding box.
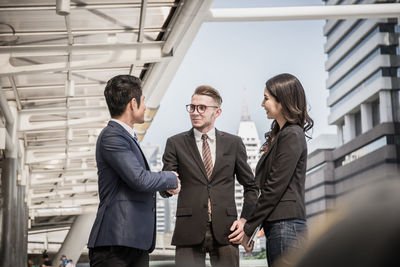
[242,73,313,266]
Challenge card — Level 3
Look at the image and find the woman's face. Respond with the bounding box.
[262,88,283,120]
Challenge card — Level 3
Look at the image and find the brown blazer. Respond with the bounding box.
[162,128,258,246]
[244,123,307,237]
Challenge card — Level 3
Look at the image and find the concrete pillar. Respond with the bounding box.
[361,103,373,133]
[1,101,19,267]
[343,114,356,143]
[16,185,28,267]
[379,90,393,123]
[1,158,18,267]
[53,213,96,266]
[336,124,344,146]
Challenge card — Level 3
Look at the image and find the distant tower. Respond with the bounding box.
[236,89,261,216]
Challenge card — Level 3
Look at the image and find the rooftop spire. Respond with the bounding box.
[241,88,251,121]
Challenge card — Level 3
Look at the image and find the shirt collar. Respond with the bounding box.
[193,127,216,141]
[110,118,137,139]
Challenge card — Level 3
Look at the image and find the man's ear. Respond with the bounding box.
[215,107,222,118]
[130,98,138,111]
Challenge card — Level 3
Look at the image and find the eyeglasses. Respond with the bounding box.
[186,104,219,114]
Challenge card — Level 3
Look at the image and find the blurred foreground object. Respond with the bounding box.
[291,178,400,267]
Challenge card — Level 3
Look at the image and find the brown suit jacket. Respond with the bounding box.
[162,128,258,246]
[244,122,307,237]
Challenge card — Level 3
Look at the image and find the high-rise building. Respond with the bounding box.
[305,0,400,225]
[236,92,265,252]
[236,92,261,216]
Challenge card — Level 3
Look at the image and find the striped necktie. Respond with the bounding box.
[201,134,213,179]
[202,133,213,219]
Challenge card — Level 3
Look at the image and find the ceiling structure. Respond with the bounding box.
[1,0,399,253]
[0,0,215,240]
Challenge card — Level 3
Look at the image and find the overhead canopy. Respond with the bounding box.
[0,0,214,236]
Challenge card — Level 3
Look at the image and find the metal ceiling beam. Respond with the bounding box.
[19,105,106,114]
[30,205,98,217]
[26,142,95,151]
[31,168,97,174]
[31,187,98,199]
[0,27,164,37]
[137,0,148,43]
[25,148,95,164]
[0,43,170,76]
[8,76,22,110]
[19,113,108,133]
[30,182,98,190]
[206,4,400,22]
[0,2,177,11]
[21,95,104,103]
[1,83,102,91]
[0,41,163,54]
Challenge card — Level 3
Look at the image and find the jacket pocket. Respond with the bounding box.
[176,208,192,217]
[226,207,238,217]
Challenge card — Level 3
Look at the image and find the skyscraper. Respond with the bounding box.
[305,0,400,224]
[236,91,265,252]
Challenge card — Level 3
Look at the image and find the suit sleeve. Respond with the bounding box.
[244,130,304,236]
[101,130,178,193]
[234,137,259,220]
[160,137,179,198]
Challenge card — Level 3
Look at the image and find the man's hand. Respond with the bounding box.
[241,233,254,253]
[228,218,246,244]
[167,172,181,195]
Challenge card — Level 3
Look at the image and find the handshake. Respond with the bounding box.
[167,171,181,195]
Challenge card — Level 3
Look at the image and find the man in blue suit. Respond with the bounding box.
[87,75,180,267]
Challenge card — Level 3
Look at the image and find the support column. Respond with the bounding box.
[16,185,28,267]
[343,114,356,144]
[1,101,19,267]
[53,213,96,266]
[379,90,393,123]
[361,103,373,133]
[337,123,344,146]
[1,158,18,266]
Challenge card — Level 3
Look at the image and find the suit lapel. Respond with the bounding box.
[255,132,280,174]
[109,121,150,170]
[255,131,282,188]
[184,129,208,181]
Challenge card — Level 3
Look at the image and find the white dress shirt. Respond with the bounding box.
[193,127,216,166]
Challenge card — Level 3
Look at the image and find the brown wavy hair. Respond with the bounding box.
[261,73,314,152]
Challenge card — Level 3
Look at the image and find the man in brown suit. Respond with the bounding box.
[161,85,258,267]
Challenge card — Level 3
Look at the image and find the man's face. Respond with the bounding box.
[132,95,146,124]
[189,94,221,132]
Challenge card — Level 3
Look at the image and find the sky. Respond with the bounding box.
[142,0,336,148]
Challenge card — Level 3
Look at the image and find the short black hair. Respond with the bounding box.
[104,75,142,118]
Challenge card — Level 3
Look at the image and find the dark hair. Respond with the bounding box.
[262,73,314,152]
[42,250,49,258]
[104,75,142,118]
[193,85,222,106]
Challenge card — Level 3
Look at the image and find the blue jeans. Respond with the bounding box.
[262,219,308,267]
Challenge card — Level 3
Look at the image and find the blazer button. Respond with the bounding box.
[152,208,155,212]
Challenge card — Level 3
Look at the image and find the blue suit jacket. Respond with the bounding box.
[87,121,177,251]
